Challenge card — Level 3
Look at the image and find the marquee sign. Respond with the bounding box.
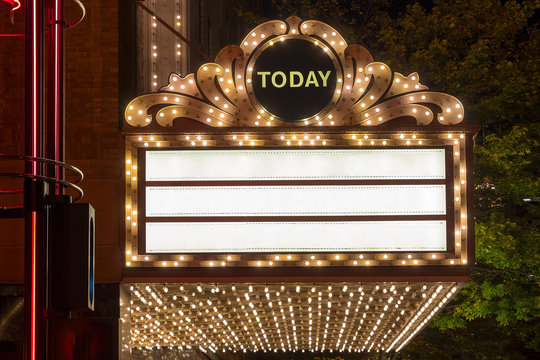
[251,37,338,121]
[124,16,464,129]
[123,16,477,271]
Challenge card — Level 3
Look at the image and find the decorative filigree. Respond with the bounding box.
[124,16,464,128]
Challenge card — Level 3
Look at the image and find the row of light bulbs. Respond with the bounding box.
[123,132,468,267]
[149,0,182,90]
[129,133,465,146]
[124,256,468,268]
[127,282,459,353]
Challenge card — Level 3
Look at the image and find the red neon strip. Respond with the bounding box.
[13,0,21,11]
[32,0,37,176]
[30,0,40,353]
[54,0,61,185]
[31,211,36,360]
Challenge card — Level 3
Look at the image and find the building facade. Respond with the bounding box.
[0,1,477,359]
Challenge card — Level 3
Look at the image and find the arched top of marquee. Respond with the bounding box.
[124,16,464,129]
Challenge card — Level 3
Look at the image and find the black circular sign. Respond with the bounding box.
[251,38,337,122]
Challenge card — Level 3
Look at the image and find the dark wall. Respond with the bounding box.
[186,0,261,71]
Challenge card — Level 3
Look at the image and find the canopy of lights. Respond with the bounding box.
[127,282,460,354]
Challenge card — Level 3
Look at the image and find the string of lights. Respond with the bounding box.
[127,282,460,353]
[123,131,470,268]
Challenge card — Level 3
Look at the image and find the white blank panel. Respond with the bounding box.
[145,149,446,181]
[146,221,447,253]
[146,185,446,216]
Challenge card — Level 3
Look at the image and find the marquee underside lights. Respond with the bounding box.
[126,282,461,353]
[124,16,464,129]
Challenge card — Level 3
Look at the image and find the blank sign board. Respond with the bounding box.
[143,149,449,253]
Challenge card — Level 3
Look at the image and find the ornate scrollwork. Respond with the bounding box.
[124,16,464,128]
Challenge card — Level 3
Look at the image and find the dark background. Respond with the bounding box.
[252,38,337,121]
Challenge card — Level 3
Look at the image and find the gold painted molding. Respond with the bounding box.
[124,16,464,129]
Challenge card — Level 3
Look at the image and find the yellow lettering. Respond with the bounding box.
[290,71,304,87]
[271,71,287,88]
[257,70,333,88]
[318,70,331,87]
[257,71,271,88]
[304,71,319,87]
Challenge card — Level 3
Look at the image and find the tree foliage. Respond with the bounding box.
[235,0,540,358]
[430,124,540,358]
[236,0,539,130]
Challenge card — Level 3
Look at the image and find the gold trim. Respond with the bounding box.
[245,34,343,125]
[124,131,470,269]
[124,16,464,129]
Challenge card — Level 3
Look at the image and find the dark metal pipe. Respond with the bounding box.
[46,0,65,195]
[45,1,66,359]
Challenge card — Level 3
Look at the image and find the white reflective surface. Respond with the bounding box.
[146,185,446,216]
[146,221,447,253]
[146,149,446,181]
[144,148,448,254]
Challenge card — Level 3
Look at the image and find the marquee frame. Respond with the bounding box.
[122,16,478,282]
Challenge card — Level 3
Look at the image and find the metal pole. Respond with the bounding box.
[46,1,65,358]
[47,0,64,195]
[24,1,47,360]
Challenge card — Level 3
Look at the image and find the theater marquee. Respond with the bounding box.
[123,16,477,270]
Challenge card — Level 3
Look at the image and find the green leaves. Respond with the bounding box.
[475,125,540,204]
[375,0,539,129]
[432,121,539,357]
[432,123,539,354]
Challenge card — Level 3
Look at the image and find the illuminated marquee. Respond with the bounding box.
[123,16,477,270]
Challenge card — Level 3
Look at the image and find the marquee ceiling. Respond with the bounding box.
[127,282,461,354]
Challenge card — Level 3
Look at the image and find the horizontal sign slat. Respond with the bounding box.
[145,149,446,181]
[146,221,447,253]
[146,185,446,217]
